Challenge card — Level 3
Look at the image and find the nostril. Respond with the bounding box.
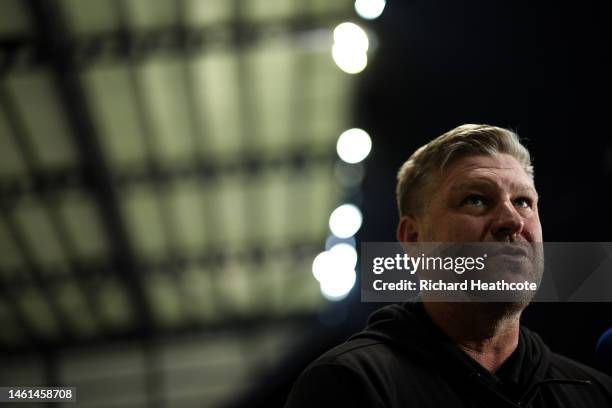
[494,223,523,242]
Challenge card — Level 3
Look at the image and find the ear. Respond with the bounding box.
[397,215,420,243]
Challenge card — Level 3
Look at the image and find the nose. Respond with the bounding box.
[491,200,524,241]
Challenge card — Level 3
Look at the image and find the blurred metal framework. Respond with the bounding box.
[0,0,354,363]
[0,0,357,406]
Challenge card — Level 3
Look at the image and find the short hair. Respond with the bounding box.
[396,124,533,217]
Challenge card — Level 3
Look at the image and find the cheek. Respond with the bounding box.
[450,221,486,240]
[430,214,487,241]
[525,215,543,241]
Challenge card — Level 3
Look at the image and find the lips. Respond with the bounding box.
[493,243,530,258]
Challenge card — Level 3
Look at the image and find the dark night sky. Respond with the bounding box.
[356,0,612,368]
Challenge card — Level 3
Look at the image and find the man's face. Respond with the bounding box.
[418,153,542,243]
[401,153,543,305]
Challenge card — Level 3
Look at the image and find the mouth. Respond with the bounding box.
[492,244,530,258]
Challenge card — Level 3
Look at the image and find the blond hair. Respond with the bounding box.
[396,124,533,216]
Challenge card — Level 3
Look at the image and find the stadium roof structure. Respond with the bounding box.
[0,0,358,405]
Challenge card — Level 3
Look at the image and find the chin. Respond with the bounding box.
[477,301,531,319]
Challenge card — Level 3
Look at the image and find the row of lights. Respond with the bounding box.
[331,0,386,75]
[313,0,384,301]
[315,131,372,300]
[314,150,370,300]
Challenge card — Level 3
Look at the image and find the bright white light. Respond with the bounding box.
[320,268,356,301]
[329,243,358,269]
[329,204,363,238]
[332,22,369,74]
[314,240,358,300]
[312,243,358,282]
[355,0,386,20]
[333,22,369,52]
[332,43,368,74]
[312,251,331,282]
[336,128,372,164]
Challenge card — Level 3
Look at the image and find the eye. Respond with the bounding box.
[514,197,533,208]
[462,194,486,206]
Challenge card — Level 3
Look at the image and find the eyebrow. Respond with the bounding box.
[450,178,539,198]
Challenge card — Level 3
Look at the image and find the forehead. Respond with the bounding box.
[439,153,535,192]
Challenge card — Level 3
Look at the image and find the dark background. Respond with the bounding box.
[241,1,612,406]
[357,0,612,366]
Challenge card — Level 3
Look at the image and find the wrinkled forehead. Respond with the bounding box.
[439,153,536,193]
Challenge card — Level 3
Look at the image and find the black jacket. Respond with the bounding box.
[285,303,612,407]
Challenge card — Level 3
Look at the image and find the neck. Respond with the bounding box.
[423,302,523,373]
